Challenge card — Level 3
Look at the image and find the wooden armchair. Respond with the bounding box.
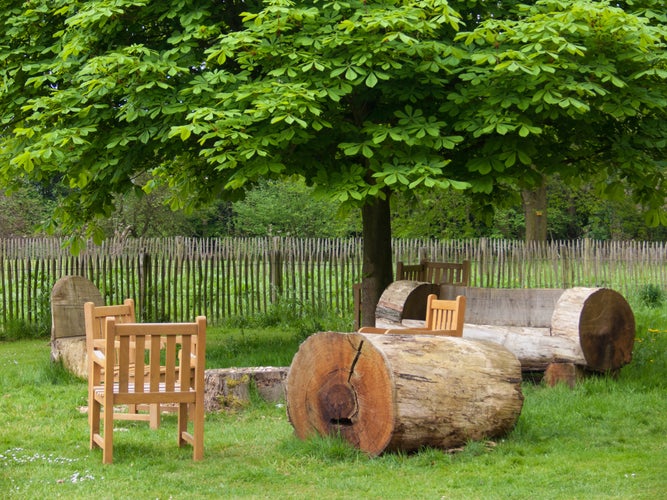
[359,294,466,337]
[84,299,162,429]
[89,316,206,464]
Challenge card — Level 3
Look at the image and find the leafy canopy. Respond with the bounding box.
[0,0,666,250]
[448,0,667,224]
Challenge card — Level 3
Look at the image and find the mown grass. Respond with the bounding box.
[1,300,666,499]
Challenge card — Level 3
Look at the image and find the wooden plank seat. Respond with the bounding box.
[89,317,206,464]
[359,294,466,337]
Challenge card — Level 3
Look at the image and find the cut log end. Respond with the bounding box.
[579,289,635,371]
[552,287,635,372]
[286,332,395,455]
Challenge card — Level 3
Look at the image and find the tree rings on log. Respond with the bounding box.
[551,287,635,372]
[286,331,523,455]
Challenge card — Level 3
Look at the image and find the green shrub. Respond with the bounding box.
[637,284,665,309]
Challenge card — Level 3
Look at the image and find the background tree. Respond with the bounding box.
[392,179,667,241]
[446,0,667,240]
[0,184,52,237]
[1,0,665,326]
[232,179,360,237]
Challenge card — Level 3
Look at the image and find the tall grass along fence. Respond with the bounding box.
[1,237,666,331]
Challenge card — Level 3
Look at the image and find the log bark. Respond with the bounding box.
[461,324,580,371]
[440,285,563,327]
[286,331,523,455]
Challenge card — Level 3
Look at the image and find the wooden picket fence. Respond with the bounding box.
[1,236,666,329]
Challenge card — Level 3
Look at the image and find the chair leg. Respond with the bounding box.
[149,404,161,430]
[192,401,204,461]
[90,399,101,450]
[177,403,188,448]
[102,398,114,464]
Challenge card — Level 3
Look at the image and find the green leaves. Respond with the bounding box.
[0,0,665,239]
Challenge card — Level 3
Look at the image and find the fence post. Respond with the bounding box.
[270,237,283,303]
[561,241,572,289]
[419,247,429,265]
[139,248,151,321]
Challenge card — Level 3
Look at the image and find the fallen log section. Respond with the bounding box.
[458,287,635,373]
[286,331,523,455]
[374,285,639,376]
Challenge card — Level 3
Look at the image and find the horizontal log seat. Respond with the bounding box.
[372,283,636,386]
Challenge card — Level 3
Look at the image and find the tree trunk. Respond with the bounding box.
[286,332,523,455]
[360,196,394,327]
[522,176,547,242]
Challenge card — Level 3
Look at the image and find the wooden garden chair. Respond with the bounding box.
[359,294,466,337]
[423,261,470,286]
[89,316,206,464]
[395,261,426,281]
[84,299,163,429]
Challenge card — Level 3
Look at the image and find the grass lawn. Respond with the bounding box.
[1,306,666,499]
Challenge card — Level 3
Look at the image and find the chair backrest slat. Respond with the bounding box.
[396,262,426,281]
[180,337,192,389]
[134,334,146,393]
[164,335,177,391]
[396,261,470,286]
[149,335,161,392]
[118,335,131,391]
[424,294,466,336]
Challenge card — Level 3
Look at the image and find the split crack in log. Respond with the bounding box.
[348,340,364,383]
[323,338,364,428]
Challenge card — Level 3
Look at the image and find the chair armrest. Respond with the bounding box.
[91,339,107,366]
[358,327,389,333]
[396,328,459,336]
[92,339,106,349]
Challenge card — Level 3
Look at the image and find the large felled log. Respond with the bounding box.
[442,286,635,373]
[286,332,523,455]
[440,286,563,327]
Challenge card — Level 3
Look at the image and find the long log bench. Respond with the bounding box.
[372,281,636,386]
